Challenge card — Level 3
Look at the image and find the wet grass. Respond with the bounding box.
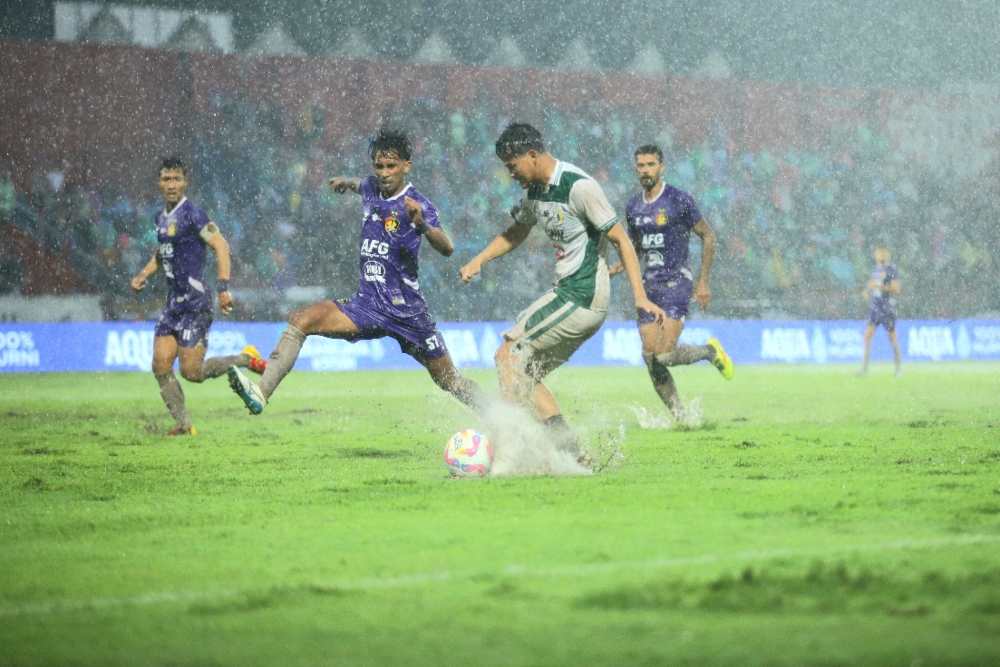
[1,363,999,666]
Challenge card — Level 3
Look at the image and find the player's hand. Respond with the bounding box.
[218,290,234,315]
[130,274,147,291]
[693,280,711,309]
[328,177,353,194]
[404,196,425,232]
[637,297,666,324]
[608,263,624,277]
[459,259,482,284]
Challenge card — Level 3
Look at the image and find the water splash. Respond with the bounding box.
[629,398,704,430]
[480,400,591,477]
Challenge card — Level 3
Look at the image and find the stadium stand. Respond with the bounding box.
[1,40,998,321]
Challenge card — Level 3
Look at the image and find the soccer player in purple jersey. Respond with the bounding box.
[859,246,902,376]
[130,157,266,436]
[611,144,733,418]
[226,128,484,415]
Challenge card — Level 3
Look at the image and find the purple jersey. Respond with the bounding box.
[155,198,212,313]
[355,176,441,319]
[868,263,899,314]
[625,184,702,285]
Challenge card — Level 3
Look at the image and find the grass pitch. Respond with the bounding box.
[2,363,999,666]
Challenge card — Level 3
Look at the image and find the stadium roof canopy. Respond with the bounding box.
[246,23,304,57]
[3,0,999,87]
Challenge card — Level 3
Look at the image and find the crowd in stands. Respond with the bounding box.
[3,90,998,322]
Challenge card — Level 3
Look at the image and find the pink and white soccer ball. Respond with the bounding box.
[444,429,494,477]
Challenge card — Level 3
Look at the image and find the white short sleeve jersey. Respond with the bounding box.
[513,160,617,309]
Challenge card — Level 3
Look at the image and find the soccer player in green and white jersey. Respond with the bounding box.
[460,123,665,458]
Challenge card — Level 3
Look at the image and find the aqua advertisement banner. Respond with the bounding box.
[1,319,998,373]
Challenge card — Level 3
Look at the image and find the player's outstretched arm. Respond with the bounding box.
[130,251,159,291]
[692,219,716,309]
[405,195,453,257]
[459,222,531,283]
[328,176,361,194]
[607,222,665,323]
[201,223,233,315]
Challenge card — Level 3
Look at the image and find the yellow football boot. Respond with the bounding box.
[707,337,734,380]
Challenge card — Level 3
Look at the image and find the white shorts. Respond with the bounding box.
[504,290,606,378]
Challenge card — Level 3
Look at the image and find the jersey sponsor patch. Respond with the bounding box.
[363,260,386,283]
[361,238,390,257]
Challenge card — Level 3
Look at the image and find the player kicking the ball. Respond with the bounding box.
[460,123,665,459]
[610,144,733,419]
[130,157,266,436]
[227,128,485,415]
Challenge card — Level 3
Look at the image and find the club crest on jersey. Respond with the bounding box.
[167,223,176,237]
[540,206,565,224]
[655,210,668,226]
[384,212,399,233]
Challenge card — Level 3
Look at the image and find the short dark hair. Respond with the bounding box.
[369,127,412,161]
[159,156,187,175]
[633,144,663,163]
[495,123,544,159]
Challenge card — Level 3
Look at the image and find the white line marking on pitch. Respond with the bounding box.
[2,533,997,618]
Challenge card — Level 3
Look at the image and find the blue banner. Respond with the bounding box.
[1,319,999,373]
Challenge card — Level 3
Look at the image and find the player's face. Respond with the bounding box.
[158,168,188,207]
[502,151,538,189]
[372,150,411,197]
[634,153,663,191]
[874,248,890,265]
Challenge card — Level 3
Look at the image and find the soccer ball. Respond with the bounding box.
[444,429,494,477]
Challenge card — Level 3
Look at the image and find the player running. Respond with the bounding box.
[459,123,665,457]
[859,246,902,376]
[227,128,485,415]
[610,144,733,418]
[130,157,265,436]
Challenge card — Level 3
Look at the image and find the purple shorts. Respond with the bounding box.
[336,296,447,361]
[868,307,897,332]
[154,305,213,347]
[639,279,693,324]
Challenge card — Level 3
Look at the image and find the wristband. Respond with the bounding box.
[413,223,426,236]
[216,280,230,293]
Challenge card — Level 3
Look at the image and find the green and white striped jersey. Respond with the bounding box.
[513,160,618,310]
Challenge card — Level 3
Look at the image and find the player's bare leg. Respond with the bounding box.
[887,328,902,377]
[494,339,561,417]
[229,300,361,414]
[495,339,581,458]
[177,344,262,384]
[152,335,194,435]
[641,318,684,416]
[859,323,876,375]
[495,339,531,407]
[530,383,561,422]
[421,354,487,411]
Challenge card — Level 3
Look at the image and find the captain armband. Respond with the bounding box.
[199,222,222,242]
